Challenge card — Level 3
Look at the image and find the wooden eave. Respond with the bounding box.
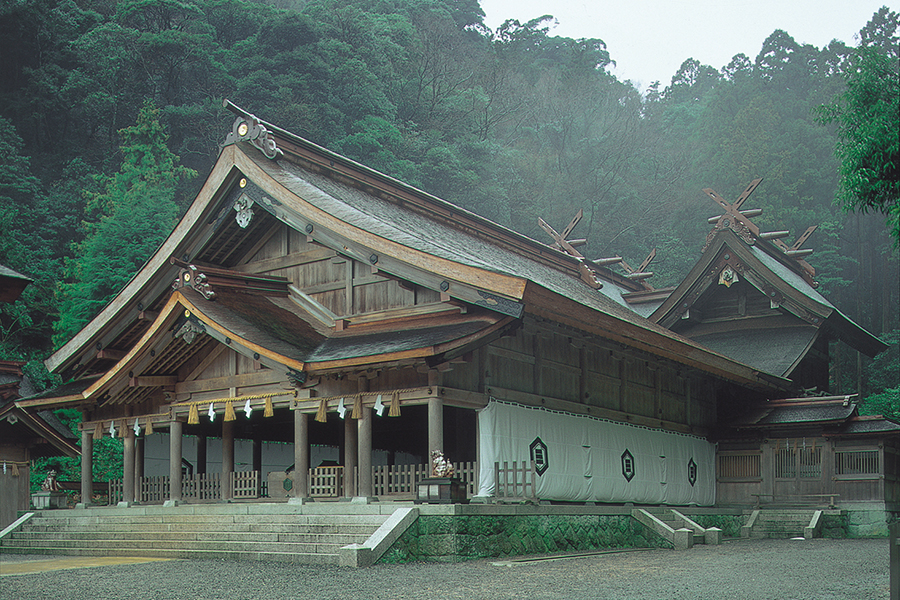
[47,146,245,376]
[653,230,887,358]
[305,314,516,373]
[522,280,791,392]
[0,403,80,457]
[653,230,829,328]
[231,146,528,304]
[224,100,605,284]
[0,265,32,303]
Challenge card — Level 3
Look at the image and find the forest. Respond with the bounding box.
[1,0,897,446]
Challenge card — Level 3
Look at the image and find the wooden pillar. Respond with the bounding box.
[358,407,373,497]
[343,415,357,498]
[428,397,444,456]
[123,429,135,504]
[252,438,262,473]
[294,410,309,498]
[222,420,235,501]
[134,436,144,503]
[196,434,207,475]
[169,420,183,502]
[80,428,93,506]
[428,369,444,458]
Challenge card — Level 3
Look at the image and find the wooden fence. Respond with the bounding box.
[230,471,260,499]
[370,462,477,498]
[108,462,479,503]
[309,466,343,497]
[183,473,222,501]
[494,461,537,501]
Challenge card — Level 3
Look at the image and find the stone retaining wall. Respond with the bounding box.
[380,513,673,563]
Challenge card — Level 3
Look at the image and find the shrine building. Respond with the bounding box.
[15,102,896,522]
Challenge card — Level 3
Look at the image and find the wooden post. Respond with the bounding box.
[252,438,262,474]
[134,436,144,502]
[358,407,373,498]
[169,420,183,502]
[343,415,357,498]
[428,370,443,457]
[80,428,93,507]
[196,434,207,475]
[294,410,309,497]
[123,429,135,504]
[222,420,234,501]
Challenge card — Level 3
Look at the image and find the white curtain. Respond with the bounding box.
[478,400,715,505]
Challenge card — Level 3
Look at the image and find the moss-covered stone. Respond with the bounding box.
[378,513,678,564]
[692,514,744,538]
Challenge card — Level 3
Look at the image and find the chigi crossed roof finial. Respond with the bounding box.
[702,178,819,287]
[538,209,657,291]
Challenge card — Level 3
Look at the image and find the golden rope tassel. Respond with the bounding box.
[12,463,19,477]
[264,396,274,417]
[315,398,327,423]
[145,419,154,436]
[188,403,200,425]
[118,420,126,438]
[351,394,362,420]
[224,400,236,422]
[93,422,103,441]
[389,391,401,417]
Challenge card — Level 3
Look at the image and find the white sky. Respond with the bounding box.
[478,0,892,90]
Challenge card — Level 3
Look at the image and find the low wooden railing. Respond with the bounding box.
[184,473,222,501]
[230,471,260,499]
[370,462,477,498]
[494,461,537,501]
[139,476,169,502]
[309,466,343,497]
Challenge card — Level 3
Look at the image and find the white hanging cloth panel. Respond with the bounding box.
[477,399,715,505]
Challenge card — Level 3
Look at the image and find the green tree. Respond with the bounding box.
[55,102,196,346]
[818,8,900,245]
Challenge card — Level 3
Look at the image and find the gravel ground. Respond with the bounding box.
[0,537,889,600]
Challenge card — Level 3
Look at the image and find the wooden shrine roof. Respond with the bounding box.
[724,396,900,438]
[0,264,32,303]
[690,326,819,378]
[44,104,798,394]
[652,229,887,359]
[0,401,79,459]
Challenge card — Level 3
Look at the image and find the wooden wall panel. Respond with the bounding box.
[587,348,619,379]
[441,360,480,392]
[249,223,287,263]
[584,373,620,410]
[353,278,414,314]
[487,348,534,395]
[622,382,655,418]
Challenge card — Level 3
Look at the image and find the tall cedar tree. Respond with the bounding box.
[818,9,900,245]
[55,103,196,347]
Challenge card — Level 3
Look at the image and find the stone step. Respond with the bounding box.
[24,514,388,526]
[19,523,380,535]
[1,537,350,554]
[5,530,369,544]
[0,545,340,564]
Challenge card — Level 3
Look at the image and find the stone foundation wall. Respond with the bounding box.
[690,514,744,538]
[380,514,673,564]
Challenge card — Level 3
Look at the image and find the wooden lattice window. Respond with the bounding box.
[835,450,880,476]
[718,453,761,480]
[775,444,822,479]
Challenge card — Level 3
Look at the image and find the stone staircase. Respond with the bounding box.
[631,508,721,550]
[741,509,823,539]
[0,503,414,566]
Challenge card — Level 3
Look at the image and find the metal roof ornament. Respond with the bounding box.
[225,114,283,159]
[233,194,254,228]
